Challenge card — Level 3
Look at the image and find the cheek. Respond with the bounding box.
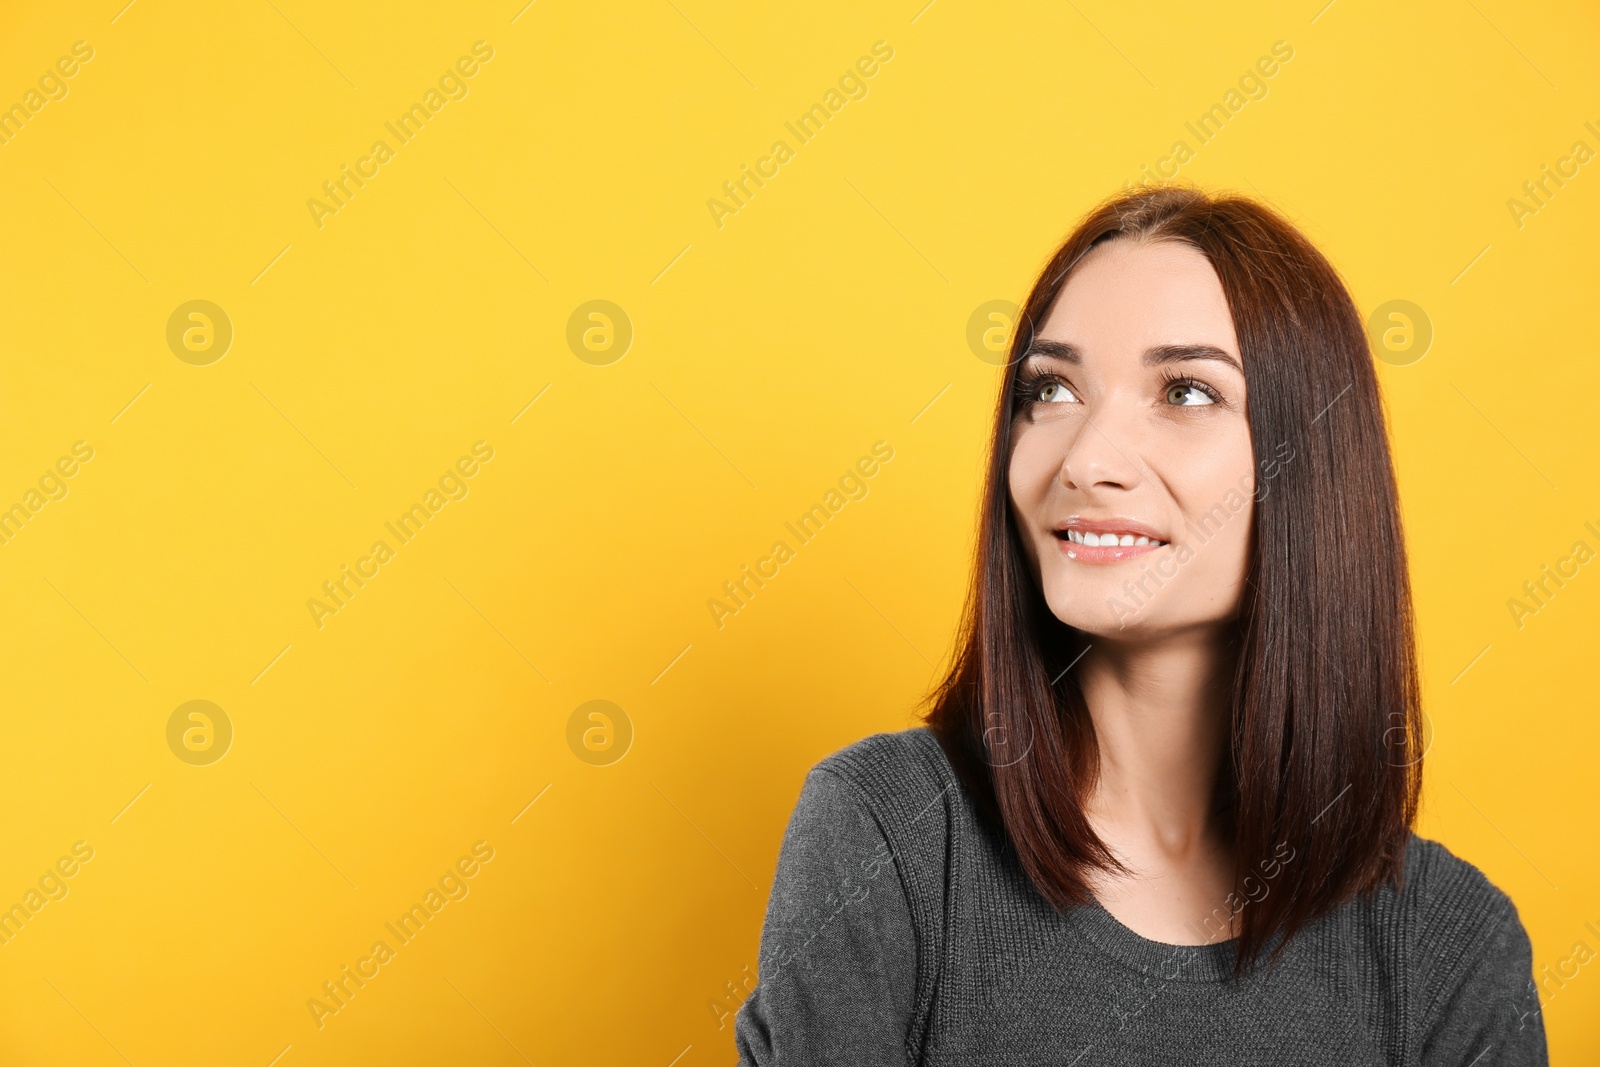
[1174,426,1254,513]
[1158,417,1250,507]
[1203,503,1254,578]
[1007,428,1057,502]
[1006,439,1051,565]
[1171,455,1257,589]
[1006,484,1038,567]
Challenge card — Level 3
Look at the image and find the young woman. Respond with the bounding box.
[733,185,1548,1065]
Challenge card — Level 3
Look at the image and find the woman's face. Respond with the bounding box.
[1007,236,1258,641]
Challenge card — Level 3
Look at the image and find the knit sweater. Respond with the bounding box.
[732,725,1548,1065]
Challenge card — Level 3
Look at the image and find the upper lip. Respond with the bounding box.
[1052,516,1168,543]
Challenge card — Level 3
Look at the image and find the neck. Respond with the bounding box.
[1076,626,1237,860]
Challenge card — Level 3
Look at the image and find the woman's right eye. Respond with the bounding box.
[1016,371,1080,409]
[1037,380,1078,404]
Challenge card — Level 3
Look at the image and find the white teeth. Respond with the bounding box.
[1062,529,1166,547]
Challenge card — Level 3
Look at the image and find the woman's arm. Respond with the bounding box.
[733,766,919,1066]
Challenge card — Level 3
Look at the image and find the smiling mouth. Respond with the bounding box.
[1051,522,1170,565]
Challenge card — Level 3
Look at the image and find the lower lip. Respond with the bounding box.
[1054,536,1166,566]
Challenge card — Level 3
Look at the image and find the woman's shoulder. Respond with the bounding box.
[1360,831,1540,1028]
[794,724,971,877]
[1391,831,1521,929]
[808,724,961,818]
[1352,831,1526,968]
[1372,833,1546,1055]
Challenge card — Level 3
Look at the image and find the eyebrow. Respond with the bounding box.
[1020,340,1244,375]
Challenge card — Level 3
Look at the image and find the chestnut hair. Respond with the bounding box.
[919,183,1423,980]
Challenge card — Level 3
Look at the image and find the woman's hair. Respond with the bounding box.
[919,182,1423,980]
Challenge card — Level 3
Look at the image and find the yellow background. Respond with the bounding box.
[1,0,1596,1063]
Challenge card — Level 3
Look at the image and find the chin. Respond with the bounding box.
[1040,571,1228,640]
[1042,583,1140,637]
[1048,604,1159,640]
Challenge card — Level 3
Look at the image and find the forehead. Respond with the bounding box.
[1036,237,1239,355]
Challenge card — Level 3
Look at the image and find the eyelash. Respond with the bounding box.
[1011,368,1227,410]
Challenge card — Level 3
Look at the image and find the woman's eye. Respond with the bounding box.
[1038,381,1078,404]
[1164,380,1215,406]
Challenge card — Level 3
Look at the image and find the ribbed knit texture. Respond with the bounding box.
[733,726,1548,1066]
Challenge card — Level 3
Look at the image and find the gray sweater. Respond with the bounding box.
[733,726,1548,1065]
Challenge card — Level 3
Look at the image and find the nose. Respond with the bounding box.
[1058,407,1143,492]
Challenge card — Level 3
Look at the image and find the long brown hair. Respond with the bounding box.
[920,182,1423,980]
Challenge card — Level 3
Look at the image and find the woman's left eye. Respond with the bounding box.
[1164,379,1217,406]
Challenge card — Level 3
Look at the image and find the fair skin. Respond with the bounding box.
[1008,235,1260,945]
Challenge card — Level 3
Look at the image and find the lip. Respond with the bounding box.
[1052,515,1168,566]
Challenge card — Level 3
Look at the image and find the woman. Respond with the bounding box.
[733,184,1548,1065]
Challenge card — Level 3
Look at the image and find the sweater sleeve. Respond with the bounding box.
[1417,895,1549,1066]
[732,766,919,1067]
